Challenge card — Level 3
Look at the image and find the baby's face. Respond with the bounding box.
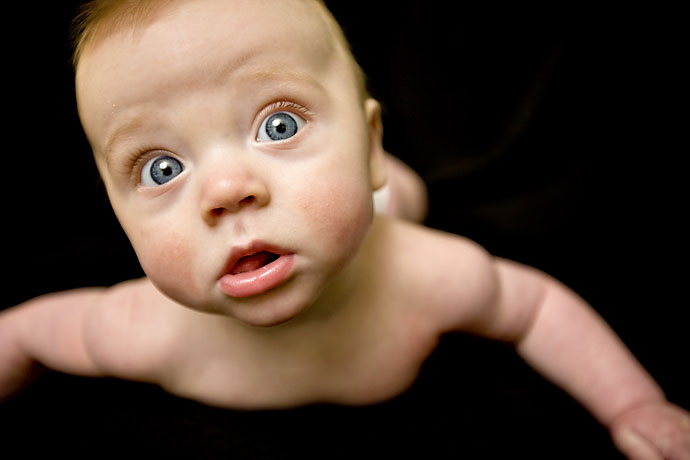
[76,0,386,326]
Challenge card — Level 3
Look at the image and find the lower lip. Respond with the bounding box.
[218,254,296,298]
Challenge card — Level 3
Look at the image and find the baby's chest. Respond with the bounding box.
[317,322,438,406]
[171,319,439,409]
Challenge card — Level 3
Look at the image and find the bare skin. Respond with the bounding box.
[0,1,688,459]
[3,217,690,459]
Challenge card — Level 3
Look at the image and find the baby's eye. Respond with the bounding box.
[141,155,184,186]
[256,111,306,142]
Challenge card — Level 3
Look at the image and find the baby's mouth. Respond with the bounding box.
[229,251,280,275]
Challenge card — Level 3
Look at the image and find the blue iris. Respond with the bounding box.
[263,112,299,141]
[147,156,184,185]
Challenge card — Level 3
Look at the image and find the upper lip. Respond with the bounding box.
[219,241,291,278]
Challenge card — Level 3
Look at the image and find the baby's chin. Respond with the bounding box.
[161,285,315,328]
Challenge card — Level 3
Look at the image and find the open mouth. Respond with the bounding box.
[219,248,296,298]
[229,251,281,275]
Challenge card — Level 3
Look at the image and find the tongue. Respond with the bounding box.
[230,252,277,275]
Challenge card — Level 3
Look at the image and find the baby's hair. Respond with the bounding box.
[70,0,368,99]
[70,0,173,70]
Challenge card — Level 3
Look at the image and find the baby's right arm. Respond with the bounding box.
[0,279,178,401]
[0,287,107,399]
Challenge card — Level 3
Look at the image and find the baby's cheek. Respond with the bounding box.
[298,176,373,251]
[134,230,201,303]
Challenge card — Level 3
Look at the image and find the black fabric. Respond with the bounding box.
[2,2,687,458]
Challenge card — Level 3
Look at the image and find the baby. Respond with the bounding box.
[1,0,688,458]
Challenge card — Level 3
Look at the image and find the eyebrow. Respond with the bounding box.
[236,66,330,99]
[102,116,147,170]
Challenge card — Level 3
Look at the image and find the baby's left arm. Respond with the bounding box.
[480,258,690,459]
[378,154,427,223]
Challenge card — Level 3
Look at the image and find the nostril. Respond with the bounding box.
[207,195,258,219]
[239,195,256,206]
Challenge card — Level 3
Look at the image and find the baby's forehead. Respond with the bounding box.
[75,0,367,130]
[75,0,344,72]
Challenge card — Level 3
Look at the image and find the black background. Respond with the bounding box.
[2,2,687,458]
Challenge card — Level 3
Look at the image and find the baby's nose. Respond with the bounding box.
[200,168,270,224]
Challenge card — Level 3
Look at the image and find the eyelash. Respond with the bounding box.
[256,100,311,126]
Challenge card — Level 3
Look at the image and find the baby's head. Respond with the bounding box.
[73,0,387,326]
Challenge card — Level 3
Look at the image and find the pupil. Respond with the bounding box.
[159,161,172,176]
[276,123,287,133]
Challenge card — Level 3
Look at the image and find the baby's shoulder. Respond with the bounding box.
[371,218,500,333]
[84,278,191,382]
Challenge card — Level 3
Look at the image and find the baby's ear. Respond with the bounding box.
[365,98,387,191]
